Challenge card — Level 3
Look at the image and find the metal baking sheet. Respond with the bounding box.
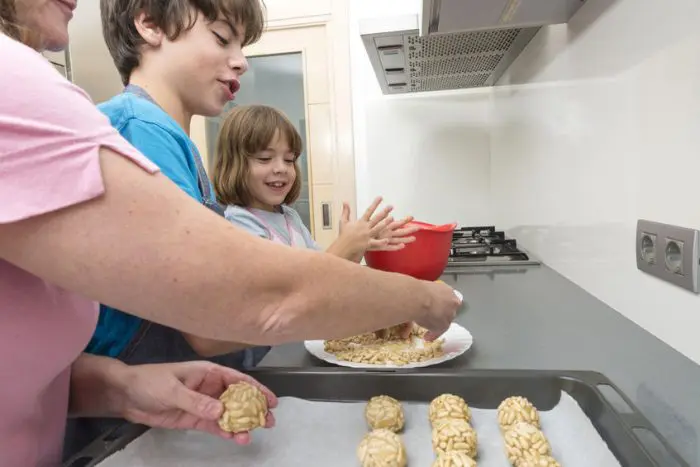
[63,369,688,467]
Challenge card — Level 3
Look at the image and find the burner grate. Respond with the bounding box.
[450,226,530,261]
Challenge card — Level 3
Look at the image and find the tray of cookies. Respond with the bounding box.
[63,369,688,467]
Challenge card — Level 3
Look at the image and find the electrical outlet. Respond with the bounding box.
[636,220,700,293]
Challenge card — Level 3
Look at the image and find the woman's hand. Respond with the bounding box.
[374,322,414,340]
[117,361,277,445]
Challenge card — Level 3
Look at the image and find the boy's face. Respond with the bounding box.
[152,11,249,117]
[248,130,298,211]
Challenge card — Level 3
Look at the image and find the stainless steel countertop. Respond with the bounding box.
[258,265,700,466]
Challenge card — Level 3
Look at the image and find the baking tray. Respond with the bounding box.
[62,369,688,467]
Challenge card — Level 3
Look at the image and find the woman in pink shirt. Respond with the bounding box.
[0,1,460,465]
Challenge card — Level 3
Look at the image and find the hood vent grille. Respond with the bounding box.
[361,1,589,94]
[362,23,540,94]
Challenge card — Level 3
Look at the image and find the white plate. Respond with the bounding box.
[304,322,473,369]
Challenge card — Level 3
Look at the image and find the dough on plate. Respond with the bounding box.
[429,393,471,425]
[516,453,561,467]
[503,422,551,465]
[432,450,477,467]
[357,428,407,467]
[497,396,540,431]
[365,395,405,432]
[431,417,478,457]
[217,382,267,433]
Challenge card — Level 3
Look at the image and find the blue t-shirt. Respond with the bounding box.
[85,92,214,357]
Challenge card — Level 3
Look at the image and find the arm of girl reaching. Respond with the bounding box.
[0,38,459,344]
[325,198,394,262]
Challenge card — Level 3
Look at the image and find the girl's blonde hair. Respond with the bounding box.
[213,104,303,207]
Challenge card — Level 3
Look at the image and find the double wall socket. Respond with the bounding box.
[636,219,700,293]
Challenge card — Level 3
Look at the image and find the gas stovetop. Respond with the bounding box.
[447,226,540,267]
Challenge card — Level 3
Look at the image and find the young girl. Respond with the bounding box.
[212,104,418,262]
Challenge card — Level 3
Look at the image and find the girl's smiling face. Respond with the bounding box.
[247,130,298,211]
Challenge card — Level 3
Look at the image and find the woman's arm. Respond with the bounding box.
[68,354,128,418]
[69,354,278,444]
[0,149,457,344]
[183,335,251,358]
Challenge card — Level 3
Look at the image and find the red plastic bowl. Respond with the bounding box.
[364,221,457,281]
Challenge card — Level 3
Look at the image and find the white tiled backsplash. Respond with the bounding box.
[351,0,700,364]
[490,0,700,365]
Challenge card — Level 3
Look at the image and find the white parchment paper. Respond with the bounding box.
[98,391,621,466]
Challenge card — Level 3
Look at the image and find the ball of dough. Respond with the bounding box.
[217,382,267,433]
[365,395,404,432]
[357,429,407,467]
[497,396,540,431]
[429,394,471,425]
[517,453,561,467]
[503,422,551,465]
[432,450,477,467]
[431,417,478,457]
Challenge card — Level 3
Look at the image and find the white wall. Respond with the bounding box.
[350,0,700,364]
[68,0,123,103]
[349,0,493,225]
[490,0,700,364]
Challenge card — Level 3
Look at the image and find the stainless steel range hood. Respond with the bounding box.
[360,0,587,95]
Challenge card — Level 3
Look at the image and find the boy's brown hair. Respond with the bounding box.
[100,0,266,85]
[213,105,303,207]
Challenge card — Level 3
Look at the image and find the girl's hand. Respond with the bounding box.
[336,197,394,258]
[118,361,278,445]
[369,215,420,252]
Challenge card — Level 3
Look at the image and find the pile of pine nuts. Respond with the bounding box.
[324,324,444,366]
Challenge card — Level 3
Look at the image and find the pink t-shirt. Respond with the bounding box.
[0,34,159,466]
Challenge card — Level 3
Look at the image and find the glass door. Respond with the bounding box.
[205,53,311,230]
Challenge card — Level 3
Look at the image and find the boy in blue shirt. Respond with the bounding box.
[86,0,267,366]
[64,0,269,457]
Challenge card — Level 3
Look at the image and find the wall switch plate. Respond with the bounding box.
[636,219,700,293]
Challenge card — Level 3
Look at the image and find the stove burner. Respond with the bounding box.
[449,225,531,262]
